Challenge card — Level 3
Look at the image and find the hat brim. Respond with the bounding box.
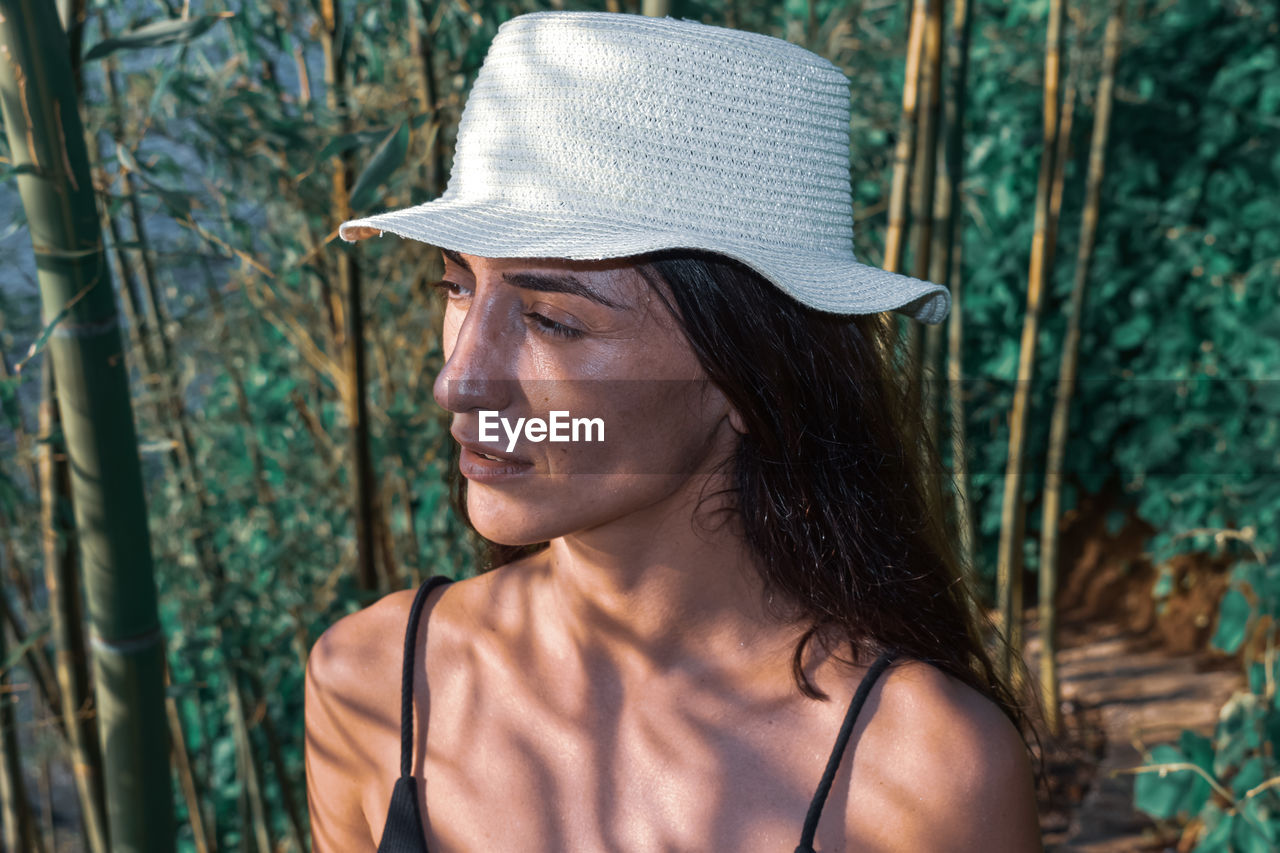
[339,200,951,325]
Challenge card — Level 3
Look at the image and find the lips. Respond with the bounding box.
[450,430,532,464]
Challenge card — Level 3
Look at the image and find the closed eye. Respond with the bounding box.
[431,280,582,339]
[525,312,584,340]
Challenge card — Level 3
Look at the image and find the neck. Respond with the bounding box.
[535,476,808,688]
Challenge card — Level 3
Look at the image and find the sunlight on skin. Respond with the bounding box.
[304,254,1044,852]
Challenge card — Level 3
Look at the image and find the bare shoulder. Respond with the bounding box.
[306,586,428,729]
[304,584,439,850]
[843,658,1043,852]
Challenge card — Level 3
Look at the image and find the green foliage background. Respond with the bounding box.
[1,0,1278,848]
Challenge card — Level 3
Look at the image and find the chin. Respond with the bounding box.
[466,489,569,547]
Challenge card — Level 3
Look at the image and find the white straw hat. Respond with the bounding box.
[339,11,950,324]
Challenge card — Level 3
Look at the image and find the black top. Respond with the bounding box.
[377,574,897,853]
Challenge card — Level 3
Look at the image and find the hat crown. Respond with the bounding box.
[338,11,951,324]
[443,12,857,256]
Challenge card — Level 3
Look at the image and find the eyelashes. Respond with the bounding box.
[524,313,583,339]
[429,280,585,340]
[429,279,465,299]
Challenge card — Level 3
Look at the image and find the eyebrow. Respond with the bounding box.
[441,248,623,310]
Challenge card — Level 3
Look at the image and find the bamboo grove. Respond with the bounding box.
[1,0,1278,849]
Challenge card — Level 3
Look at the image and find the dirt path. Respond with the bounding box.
[1028,608,1244,851]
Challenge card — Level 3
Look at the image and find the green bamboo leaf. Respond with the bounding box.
[84,12,234,62]
[146,44,189,122]
[349,121,410,213]
[115,143,192,217]
[0,617,50,676]
[313,128,394,167]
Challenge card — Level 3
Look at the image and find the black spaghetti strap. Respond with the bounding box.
[398,575,454,777]
[378,575,453,853]
[794,648,897,853]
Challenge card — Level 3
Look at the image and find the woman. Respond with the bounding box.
[306,11,1045,852]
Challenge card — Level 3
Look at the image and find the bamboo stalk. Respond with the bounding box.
[96,15,167,394]
[41,753,55,853]
[40,358,109,853]
[321,0,380,592]
[933,0,977,593]
[0,354,39,494]
[239,665,306,851]
[0,3,176,849]
[884,0,927,277]
[164,661,213,853]
[908,0,944,434]
[952,0,977,596]
[1046,11,1082,283]
[0,593,63,742]
[947,133,977,588]
[883,0,928,362]
[995,0,1066,683]
[411,0,445,197]
[1040,0,1125,736]
[0,605,38,852]
[185,670,218,853]
[226,670,271,853]
[0,521,38,622]
[99,196,159,414]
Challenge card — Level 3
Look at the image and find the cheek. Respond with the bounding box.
[462,387,733,545]
[547,383,725,475]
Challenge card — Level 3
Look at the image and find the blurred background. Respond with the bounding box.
[1,0,1278,849]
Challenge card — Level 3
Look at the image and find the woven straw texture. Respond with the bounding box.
[339,11,951,324]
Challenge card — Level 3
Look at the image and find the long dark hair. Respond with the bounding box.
[447,248,1048,794]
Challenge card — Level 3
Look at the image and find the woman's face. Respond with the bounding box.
[432,250,742,546]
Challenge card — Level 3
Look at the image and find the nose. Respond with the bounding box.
[432,290,514,415]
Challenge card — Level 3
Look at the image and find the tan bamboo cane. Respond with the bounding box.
[932,0,977,595]
[884,0,928,363]
[410,0,446,197]
[0,606,40,852]
[40,359,109,853]
[164,661,213,853]
[228,672,272,853]
[1039,0,1125,736]
[996,0,1066,684]
[0,588,62,741]
[908,0,943,436]
[885,0,928,275]
[321,0,381,592]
